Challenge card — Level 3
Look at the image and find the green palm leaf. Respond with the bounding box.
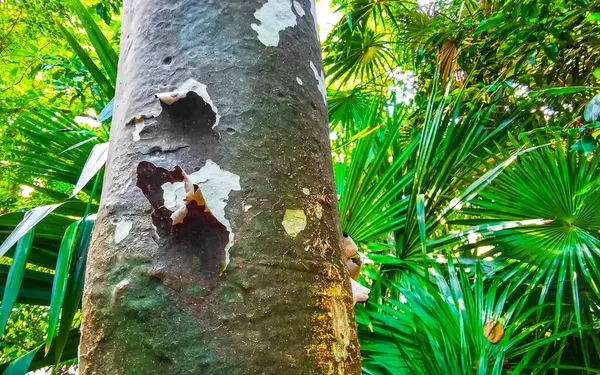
[463,134,600,316]
[453,134,600,364]
[0,229,35,337]
[358,260,596,375]
[0,329,80,374]
[45,220,80,352]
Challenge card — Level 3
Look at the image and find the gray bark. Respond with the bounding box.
[79,1,361,374]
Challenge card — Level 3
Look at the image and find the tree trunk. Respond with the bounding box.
[79,1,361,374]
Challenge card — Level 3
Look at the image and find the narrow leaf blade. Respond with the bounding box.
[0,229,35,337]
[45,220,81,351]
[72,142,109,196]
[0,204,62,258]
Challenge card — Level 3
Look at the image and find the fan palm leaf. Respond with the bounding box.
[358,260,595,375]
[450,133,600,365]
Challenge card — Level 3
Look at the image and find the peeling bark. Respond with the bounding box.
[80,1,360,374]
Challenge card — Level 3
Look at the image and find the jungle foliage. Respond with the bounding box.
[1,0,600,373]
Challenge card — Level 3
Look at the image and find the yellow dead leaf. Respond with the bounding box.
[484,321,504,344]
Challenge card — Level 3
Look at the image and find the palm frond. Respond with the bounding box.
[458,134,600,336]
[358,260,596,375]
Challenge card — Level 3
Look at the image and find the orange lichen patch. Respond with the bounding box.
[329,286,352,361]
[484,321,505,344]
[307,279,358,374]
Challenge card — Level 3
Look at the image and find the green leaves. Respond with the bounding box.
[2,346,40,375]
[460,135,600,343]
[529,86,590,97]
[358,261,592,375]
[0,329,80,374]
[98,97,114,122]
[543,43,560,61]
[0,229,35,337]
[54,216,95,364]
[72,142,109,196]
[571,135,597,155]
[474,14,506,34]
[52,0,119,99]
[337,100,415,243]
[67,0,118,84]
[0,210,94,367]
[45,220,80,352]
[56,23,115,98]
[0,0,112,368]
[0,205,62,259]
[583,13,600,24]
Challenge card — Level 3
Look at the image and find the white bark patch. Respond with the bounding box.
[187,160,241,266]
[293,0,305,16]
[161,181,187,212]
[296,77,303,85]
[133,122,145,142]
[151,224,160,239]
[282,209,307,237]
[310,61,327,105]
[251,0,297,47]
[160,161,240,238]
[114,220,133,244]
[112,279,131,303]
[155,78,221,128]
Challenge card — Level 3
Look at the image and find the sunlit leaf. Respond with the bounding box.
[0,229,35,337]
[72,142,109,196]
[0,204,62,258]
[3,346,41,375]
[98,97,114,122]
[45,220,81,352]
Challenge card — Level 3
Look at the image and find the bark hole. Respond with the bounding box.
[136,161,228,278]
[158,91,216,130]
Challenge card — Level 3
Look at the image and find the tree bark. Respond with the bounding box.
[79,1,361,374]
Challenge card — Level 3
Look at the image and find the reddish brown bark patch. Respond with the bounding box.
[136,161,228,278]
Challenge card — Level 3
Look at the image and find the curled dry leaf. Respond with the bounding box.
[343,234,370,303]
[170,171,210,225]
[343,235,358,259]
[484,321,504,344]
[347,256,363,280]
[170,205,189,225]
[351,278,370,304]
[155,91,188,105]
